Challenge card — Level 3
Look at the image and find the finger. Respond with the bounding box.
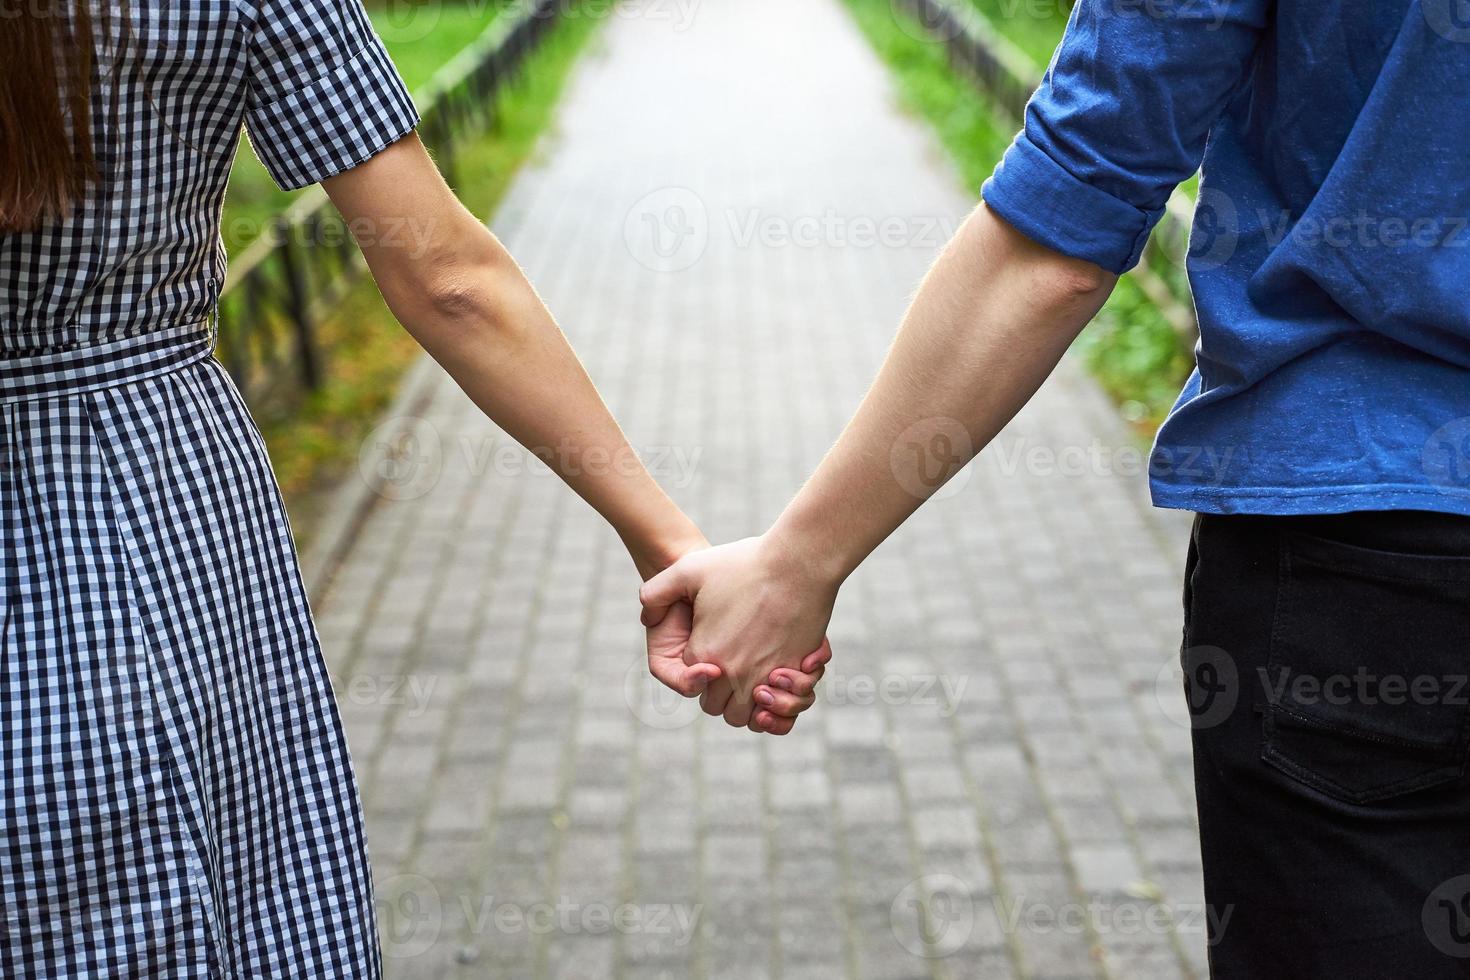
[769,665,824,698]
[755,711,796,735]
[649,657,721,697]
[639,560,697,628]
[700,676,733,717]
[800,637,833,673]
[753,685,815,718]
[723,693,754,728]
[765,639,832,695]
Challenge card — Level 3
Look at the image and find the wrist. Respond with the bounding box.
[624,513,707,580]
[761,516,850,594]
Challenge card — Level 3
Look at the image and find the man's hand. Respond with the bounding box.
[640,535,840,729]
[644,591,832,735]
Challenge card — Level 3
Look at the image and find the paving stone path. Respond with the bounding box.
[312,0,1204,976]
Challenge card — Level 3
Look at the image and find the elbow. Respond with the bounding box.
[416,235,526,342]
[975,202,1115,299]
[423,267,493,323]
[1021,255,1116,324]
[1049,255,1115,300]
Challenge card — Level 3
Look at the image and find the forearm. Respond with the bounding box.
[401,239,703,577]
[323,137,702,578]
[769,203,1117,584]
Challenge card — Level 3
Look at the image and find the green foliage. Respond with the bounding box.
[1072,276,1194,430]
[968,0,1072,65]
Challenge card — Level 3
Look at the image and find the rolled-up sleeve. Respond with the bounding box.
[981,0,1271,273]
[242,0,420,191]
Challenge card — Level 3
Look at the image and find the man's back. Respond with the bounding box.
[982,0,1470,515]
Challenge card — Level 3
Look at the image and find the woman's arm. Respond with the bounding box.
[322,135,704,579]
[641,204,1118,728]
[324,134,829,720]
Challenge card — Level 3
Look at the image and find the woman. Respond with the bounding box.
[0,1,822,974]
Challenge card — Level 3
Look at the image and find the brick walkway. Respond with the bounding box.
[312,0,1204,976]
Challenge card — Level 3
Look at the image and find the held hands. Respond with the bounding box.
[641,534,841,734]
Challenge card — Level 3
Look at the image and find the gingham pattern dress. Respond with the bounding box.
[0,1,417,976]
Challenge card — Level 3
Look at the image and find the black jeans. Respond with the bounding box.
[1183,511,1470,978]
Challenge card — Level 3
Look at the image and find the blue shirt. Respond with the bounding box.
[981,0,1470,517]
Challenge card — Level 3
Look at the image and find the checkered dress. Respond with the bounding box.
[0,1,418,976]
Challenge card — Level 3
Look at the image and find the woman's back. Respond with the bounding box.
[0,2,418,974]
[0,0,414,354]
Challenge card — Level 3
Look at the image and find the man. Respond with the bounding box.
[642,1,1470,974]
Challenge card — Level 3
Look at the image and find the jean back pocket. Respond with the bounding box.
[1262,531,1470,805]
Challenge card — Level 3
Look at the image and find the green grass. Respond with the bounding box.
[847,0,1194,431]
[1072,276,1194,425]
[969,0,1073,65]
[248,5,607,542]
[222,3,507,255]
[846,0,1015,189]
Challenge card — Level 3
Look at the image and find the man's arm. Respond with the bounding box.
[770,203,1115,582]
[641,203,1116,728]
[646,0,1270,730]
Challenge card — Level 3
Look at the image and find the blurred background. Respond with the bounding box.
[221,0,1207,977]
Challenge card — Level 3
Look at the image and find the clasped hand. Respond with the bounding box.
[640,535,840,735]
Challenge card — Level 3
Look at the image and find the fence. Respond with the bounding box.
[893,0,1199,339]
[217,0,563,409]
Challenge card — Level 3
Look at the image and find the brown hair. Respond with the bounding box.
[0,1,100,233]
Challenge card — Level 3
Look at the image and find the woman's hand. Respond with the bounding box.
[645,599,721,696]
[639,534,841,729]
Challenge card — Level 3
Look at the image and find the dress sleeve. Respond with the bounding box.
[980,0,1272,273]
[241,0,420,191]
